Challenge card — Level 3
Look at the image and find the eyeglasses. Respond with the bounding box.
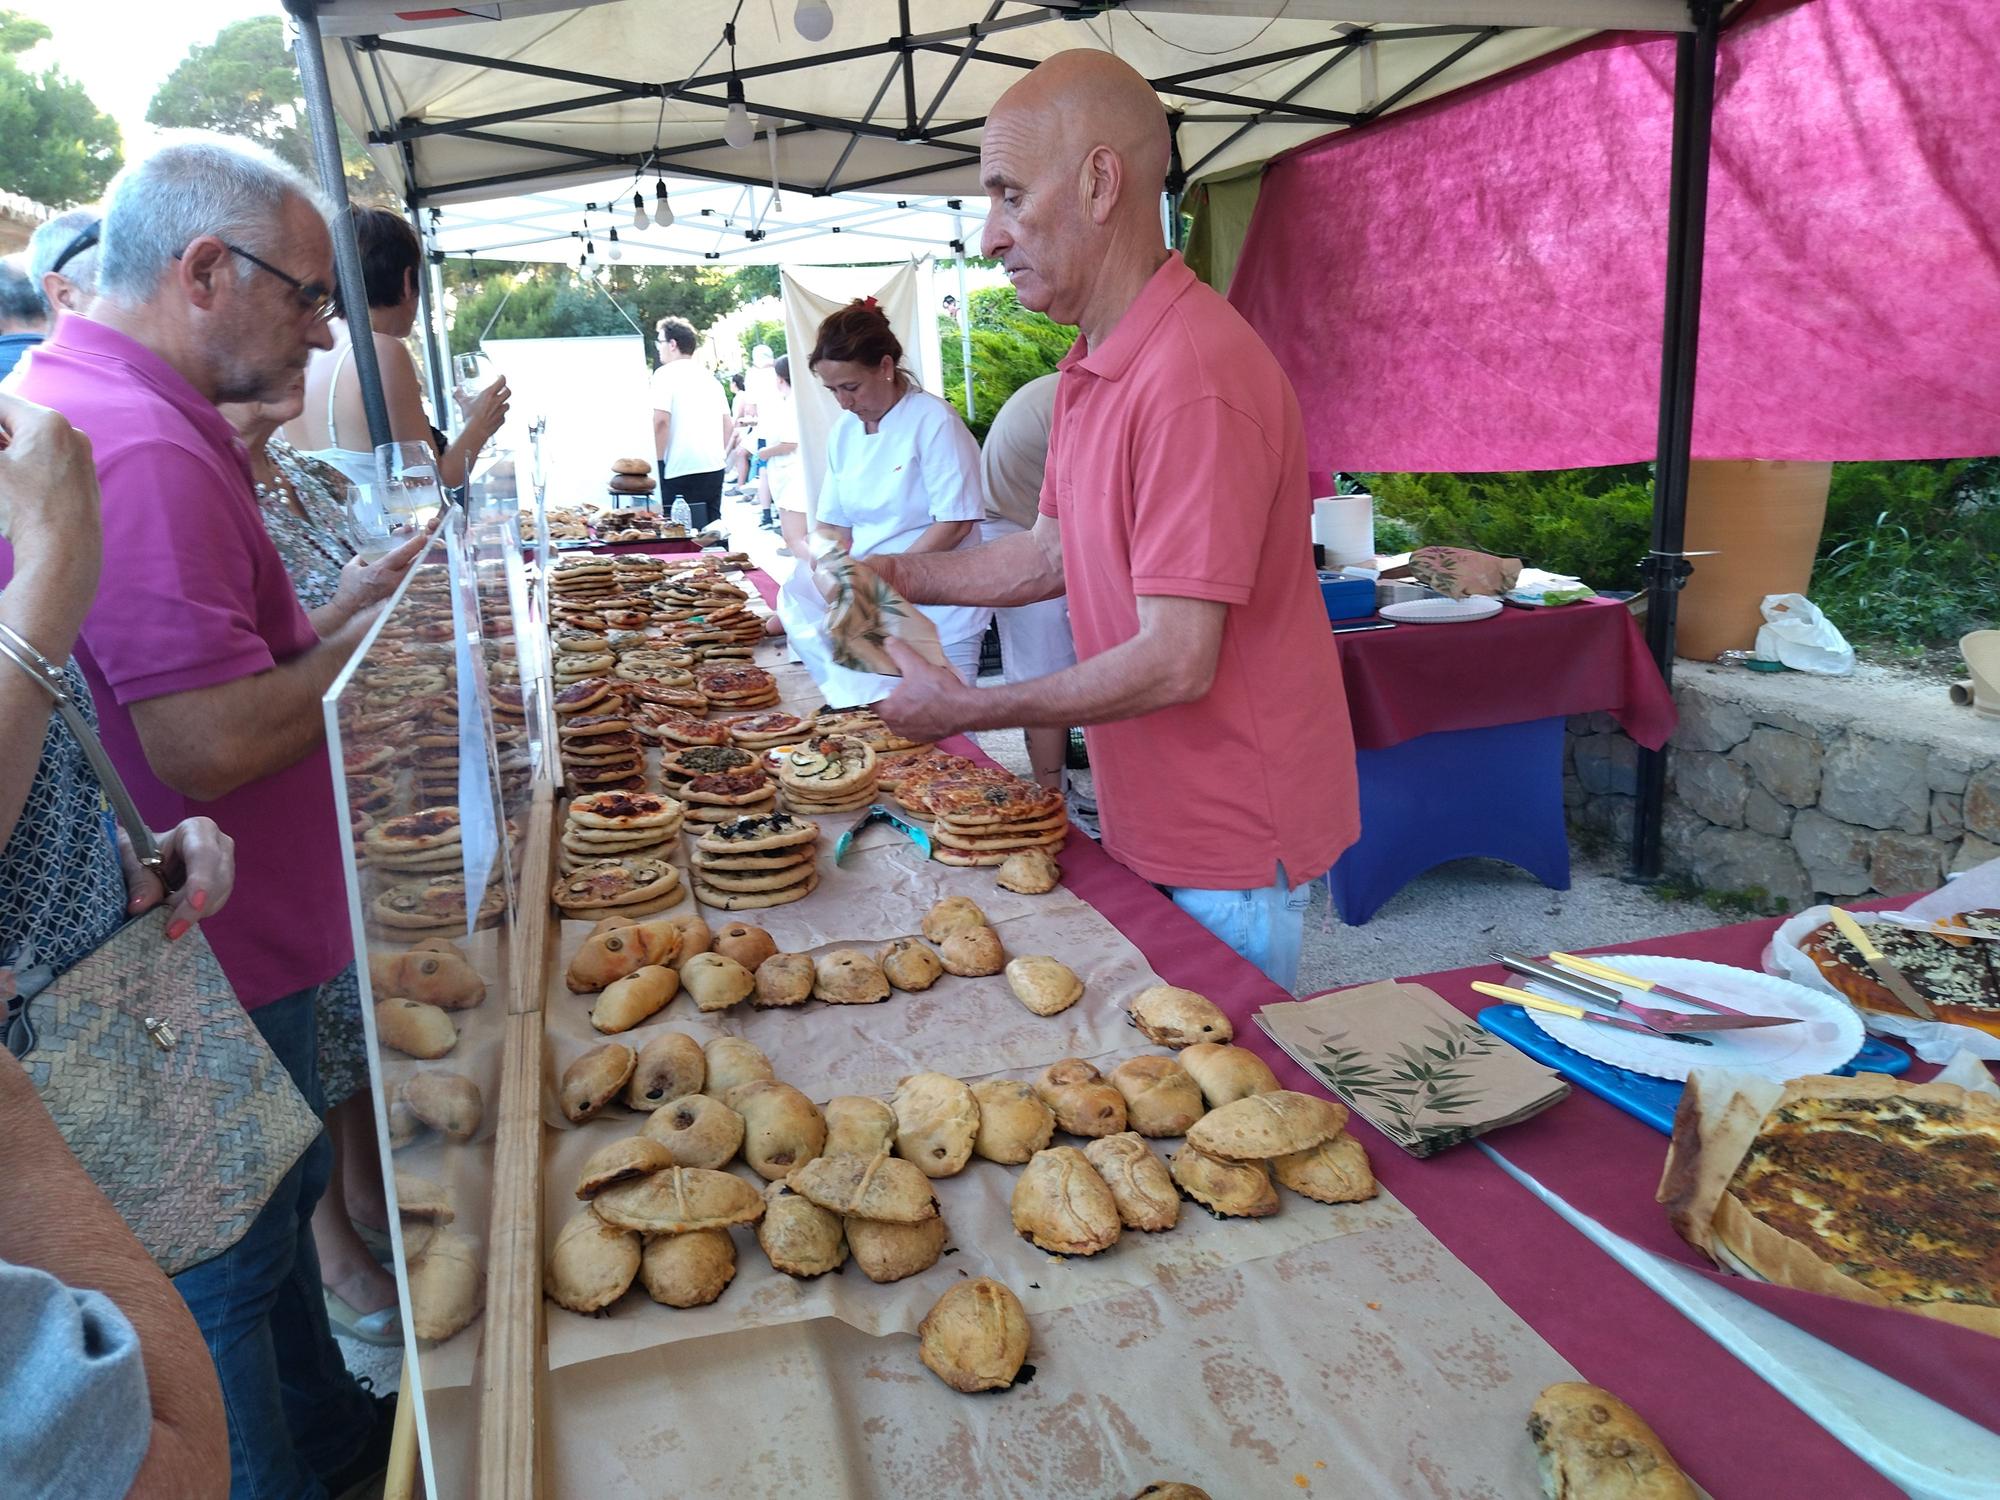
[175,241,338,320]
[50,222,99,277]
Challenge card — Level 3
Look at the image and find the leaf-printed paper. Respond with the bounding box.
[810,534,949,677]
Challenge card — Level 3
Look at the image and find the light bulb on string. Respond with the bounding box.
[723,76,754,149]
[631,191,649,230]
[794,0,833,42]
[607,227,623,261]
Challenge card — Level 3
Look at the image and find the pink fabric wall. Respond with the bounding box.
[1228,0,2000,474]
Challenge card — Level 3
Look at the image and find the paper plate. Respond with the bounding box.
[1378,596,1503,624]
[1518,954,1865,1083]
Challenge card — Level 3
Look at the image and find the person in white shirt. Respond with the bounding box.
[810,298,991,683]
[758,354,809,558]
[649,316,729,526]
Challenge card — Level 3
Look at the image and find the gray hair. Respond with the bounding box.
[27,209,103,310]
[0,259,42,327]
[96,133,329,302]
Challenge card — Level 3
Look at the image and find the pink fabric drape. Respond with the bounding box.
[1229,0,2000,474]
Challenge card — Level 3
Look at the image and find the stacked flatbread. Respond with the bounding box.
[411,700,463,806]
[776,736,880,817]
[550,557,618,607]
[555,680,646,794]
[696,665,779,711]
[926,778,1070,867]
[553,626,616,685]
[678,766,777,825]
[879,749,985,822]
[551,855,686,918]
[613,555,669,592]
[561,790,684,875]
[690,813,821,911]
[631,702,731,750]
[361,805,465,877]
[726,711,811,752]
[658,743,762,793]
[370,873,507,940]
[812,705,928,762]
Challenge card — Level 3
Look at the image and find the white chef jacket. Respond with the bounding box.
[816,387,992,649]
[648,359,728,479]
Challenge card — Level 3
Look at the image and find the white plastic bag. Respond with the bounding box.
[1754,593,1854,675]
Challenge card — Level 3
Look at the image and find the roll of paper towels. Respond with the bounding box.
[1312,494,1374,565]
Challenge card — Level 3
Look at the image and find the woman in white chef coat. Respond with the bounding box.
[809,298,992,682]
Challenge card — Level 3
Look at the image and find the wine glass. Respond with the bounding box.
[453,351,496,404]
[345,482,395,561]
[375,441,444,534]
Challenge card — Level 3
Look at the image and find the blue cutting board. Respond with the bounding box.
[1478,1005,1912,1135]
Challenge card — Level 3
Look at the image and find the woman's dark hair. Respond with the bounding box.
[352,205,421,310]
[730,371,745,392]
[773,354,790,384]
[809,298,904,377]
[656,316,697,357]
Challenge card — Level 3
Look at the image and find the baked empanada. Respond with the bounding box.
[1179,1042,1280,1109]
[995,848,1060,895]
[703,1035,775,1095]
[822,1095,898,1158]
[545,1209,641,1311]
[1127,984,1233,1048]
[590,964,679,1033]
[564,917,683,993]
[375,998,457,1059]
[1169,1143,1278,1218]
[1010,1146,1121,1255]
[575,1136,674,1199]
[1132,1486,1213,1499]
[757,1182,847,1277]
[657,912,711,958]
[921,896,988,943]
[394,1171,454,1222]
[560,1043,637,1123]
[919,1277,1031,1392]
[970,1079,1055,1165]
[813,949,891,1005]
[1034,1058,1127,1138]
[639,1227,736,1308]
[751,951,814,1007]
[399,1216,437,1260]
[1108,1056,1205,1138]
[878,938,943,993]
[846,1210,946,1283]
[1082,1132,1180,1232]
[1185,1090,1347,1161]
[786,1152,938,1223]
[639,1093,744,1169]
[680,951,756,1012]
[402,1071,483,1142]
[1005,955,1082,1017]
[725,1080,827,1180]
[590,1166,765,1234]
[386,1097,419,1148]
[891,1072,980,1178]
[939,925,1004,977]
[711,921,778,971]
[623,1030,706,1112]
[408,1229,484,1340]
[369,943,486,1010]
[1271,1131,1377,1204]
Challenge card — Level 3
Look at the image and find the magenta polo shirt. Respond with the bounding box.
[1039,253,1360,890]
[5,317,351,1007]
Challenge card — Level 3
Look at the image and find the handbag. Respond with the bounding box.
[0,623,324,1275]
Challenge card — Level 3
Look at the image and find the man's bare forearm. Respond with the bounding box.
[130,605,379,802]
[941,622,1211,730]
[875,528,1062,609]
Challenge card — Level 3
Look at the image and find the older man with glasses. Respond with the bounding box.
[4,133,399,1498]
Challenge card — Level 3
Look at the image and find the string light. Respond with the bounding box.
[631,191,649,230]
[655,176,675,228]
[607,227,623,261]
[724,77,753,149]
[793,0,833,42]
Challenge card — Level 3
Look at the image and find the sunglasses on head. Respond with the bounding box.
[50,222,99,277]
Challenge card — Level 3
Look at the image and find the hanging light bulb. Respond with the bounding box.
[607,227,623,261]
[793,0,833,42]
[766,119,784,214]
[631,191,649,230]
[723,76,754,149]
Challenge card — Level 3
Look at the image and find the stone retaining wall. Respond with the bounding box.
[1565,660,1999,911]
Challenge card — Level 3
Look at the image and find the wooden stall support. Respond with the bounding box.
[384,1355,421,1500]
[479,780,559,1500]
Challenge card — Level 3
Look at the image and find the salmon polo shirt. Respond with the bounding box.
[1040,253,1359,890]
[5,316,351,1007]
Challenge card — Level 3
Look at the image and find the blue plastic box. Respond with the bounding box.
[1318,572,1376,622]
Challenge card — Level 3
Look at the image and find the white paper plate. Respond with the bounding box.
[1378,596,1503,624]
[1518,954,1865,1083]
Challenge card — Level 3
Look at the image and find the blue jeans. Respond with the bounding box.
[1167,866,1319,992]
[172,983,376,1500]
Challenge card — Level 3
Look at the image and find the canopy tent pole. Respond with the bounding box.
[402,140,453,426]
[287,0,393,451]
[951,207,975,424]
[1629,0,1722,881]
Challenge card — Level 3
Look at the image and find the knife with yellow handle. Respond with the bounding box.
[1545,951,1791,1023]
[1470,981,1711,1045]
[1827,908,1938,1021]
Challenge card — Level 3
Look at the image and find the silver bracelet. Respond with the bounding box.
[0,619,70,702]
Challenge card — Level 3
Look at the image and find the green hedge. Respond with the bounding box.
[937,286,1076,442]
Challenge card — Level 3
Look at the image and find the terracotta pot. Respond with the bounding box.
[1675,459,1832,662]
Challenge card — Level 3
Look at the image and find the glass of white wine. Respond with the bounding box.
[375,441,443,535]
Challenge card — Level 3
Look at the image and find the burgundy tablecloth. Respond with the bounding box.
[1337,597,1677,751]
[1387,912,2000,1438]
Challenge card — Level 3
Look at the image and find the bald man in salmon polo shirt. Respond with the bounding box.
[871,50,1358,990]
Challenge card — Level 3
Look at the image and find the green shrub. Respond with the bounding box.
[738,317,786,364]
[937,286,1076,441]
[1360,467,1656,590]
[1810,459,1998,651]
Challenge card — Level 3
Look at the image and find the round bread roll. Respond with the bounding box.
[1081,1132,1180,1232]
[939,925,1005,977]
[545,1209,641,1312]
[639,1227,736,1308]
[877,937,944,993]
[1033,1058,1127,1138]
[703,1035,775,1095]
[918,1277,1031,1392]
[680,952,756,1012]
[757,1182,847,1277]
[610,457,652,476]
[970,1078,1056,1165]
[995,848,1061,895]
[639,1092,744,1169]
[1108,1056,1205,1139]
[1178,1042,1280,1109]
[1127,985,1233,1048]
[752,951,815,1007]
[623,1030,706,1111]
[711,922,779,970]
[822,1095,898,1158]
[1169,1143,1278,1218]
[921,896,988,943]
[560,1042,636,1123]
[1526,1383,1697,1500]
[813,949,892,1004]
[590,964,679,1034]
[402,1071,483,1142]
[1004,955,1082,1017]
[608,472,658,495]
[725,1080,827,1180]
[846,1210,946,1284]
[891,1072,980,1178]
[408,1229,484,1341]
[575,1135,674,1199]
[376,997,458,1058]
[1010,1146,1120,1255]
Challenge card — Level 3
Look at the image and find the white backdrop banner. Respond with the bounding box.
[482,335,653,508]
